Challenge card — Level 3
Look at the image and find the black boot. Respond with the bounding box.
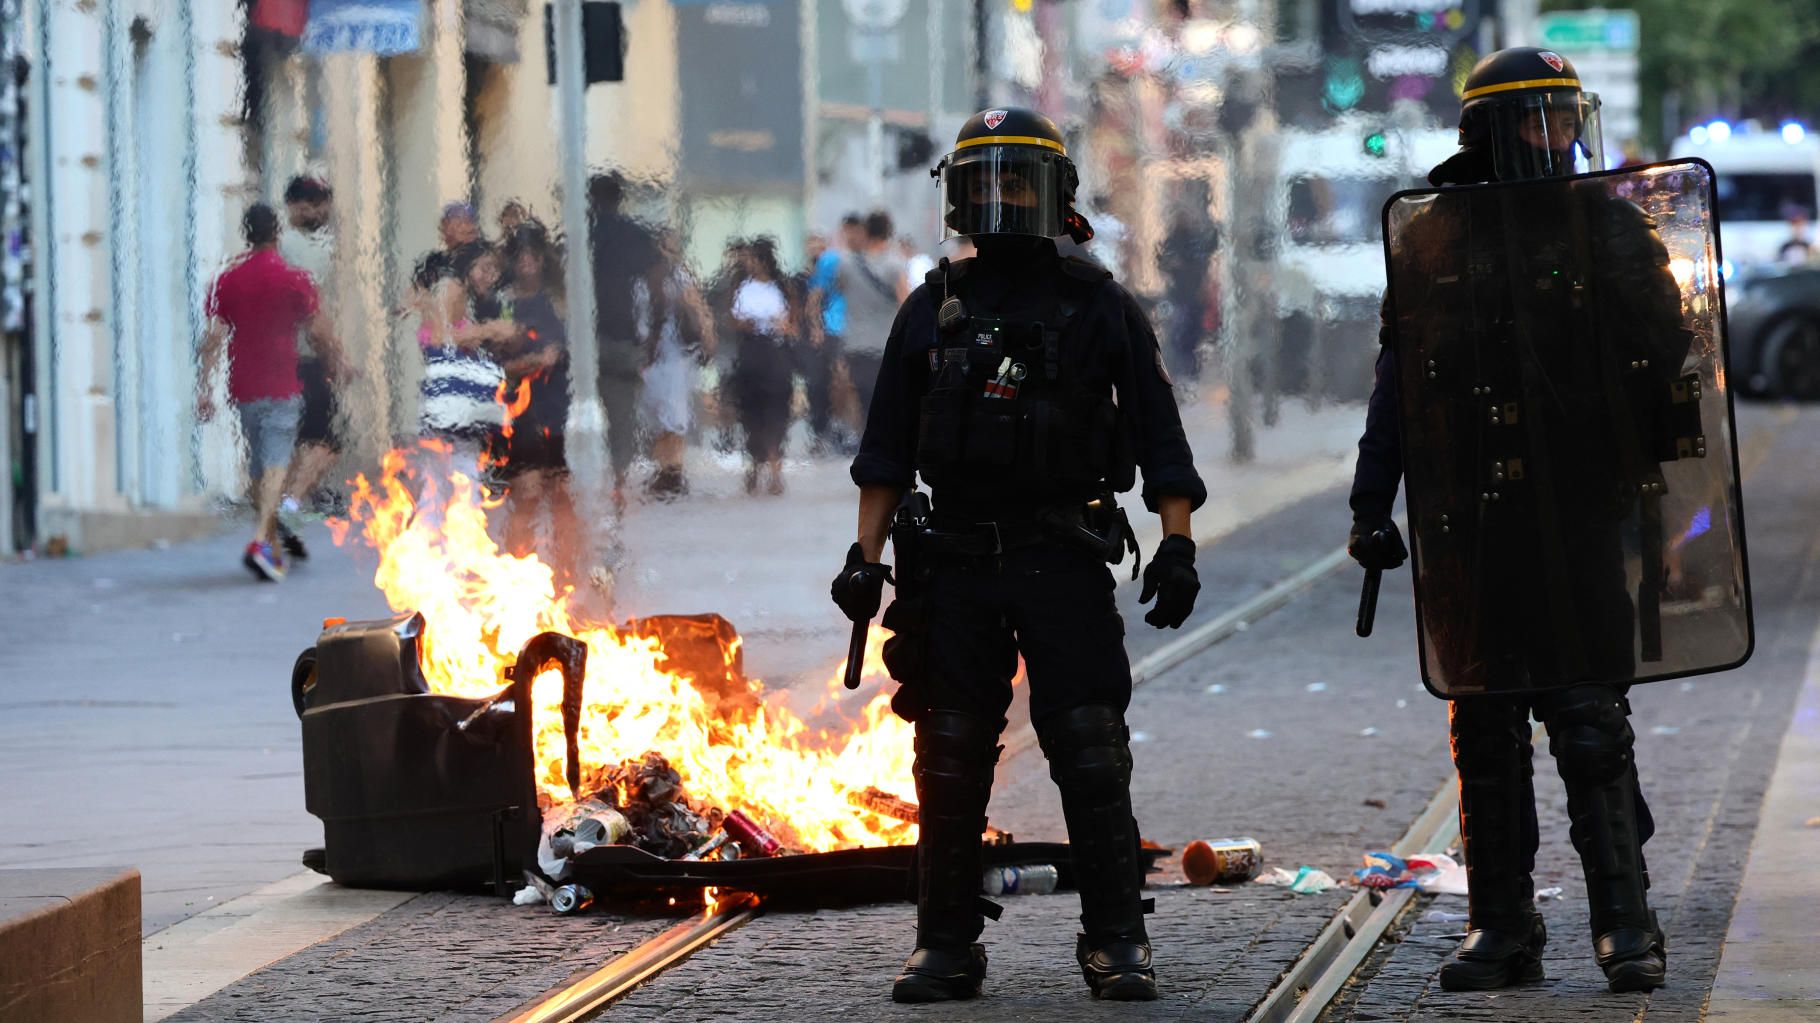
[891,711,1001,1004]
[1440,701,1547,992]
[1039,705,1158,1001]
[1550,687,1666,994]
[1438,893,1547,991]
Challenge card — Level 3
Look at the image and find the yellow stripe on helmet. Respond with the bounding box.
[1462,76,1581,100]
[954,134,1067,154]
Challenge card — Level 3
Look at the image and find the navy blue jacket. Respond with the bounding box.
[1351,312,1404,521]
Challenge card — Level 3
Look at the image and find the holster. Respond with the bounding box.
[1040,495,1141,578]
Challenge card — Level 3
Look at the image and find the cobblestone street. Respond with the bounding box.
[144,403,1820,1023]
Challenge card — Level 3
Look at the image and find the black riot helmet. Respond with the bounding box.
[1454,47,1604,182]
[933,108,1093,243]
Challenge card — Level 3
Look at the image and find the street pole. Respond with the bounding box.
[1501,0,1537,47]
[972,0,989,110]
[551,0,604,480]
[867,36,886,202]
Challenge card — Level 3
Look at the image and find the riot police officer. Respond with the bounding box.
[1351,49,1683,993]
[830,108,1206,1003]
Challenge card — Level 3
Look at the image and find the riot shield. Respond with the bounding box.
[1382,159,1752,698]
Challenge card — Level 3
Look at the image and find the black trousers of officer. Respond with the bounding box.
[901,541,1149,954]
[1450,683,1656,941]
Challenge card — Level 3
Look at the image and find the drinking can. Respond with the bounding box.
[1181,837,1264,885]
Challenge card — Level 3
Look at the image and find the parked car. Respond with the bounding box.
[1724,262,1820,399]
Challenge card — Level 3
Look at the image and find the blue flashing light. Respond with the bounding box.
[1687,506,1712,541]
[1708,120,1733,143]
[1721,258,1736,281]
[1784,122,1807,144]
[1689,125,1710,145]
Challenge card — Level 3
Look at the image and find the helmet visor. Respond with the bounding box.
[1483,90,1604,181]
[939,146,1064,240]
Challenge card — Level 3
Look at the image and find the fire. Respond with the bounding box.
[496,377,534,439]
[330,448,919,853]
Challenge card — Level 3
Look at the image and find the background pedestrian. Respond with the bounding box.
[195,203,329,581]
[638,229,714,499]
[276,175,346,557]
[494,223,584,575]
[588,173,664,512]
[835,210,909,416]
[729,237,796,495]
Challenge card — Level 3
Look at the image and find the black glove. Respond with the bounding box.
[1140,534,1199,629]
[831,542,894,623]
[1348,516,1408,571]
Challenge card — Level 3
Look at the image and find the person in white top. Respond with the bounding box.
[728,238,798,495]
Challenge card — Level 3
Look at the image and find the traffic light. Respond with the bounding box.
[545,2,626,86]
[894,128,935,171]
[1363,131,1388,158]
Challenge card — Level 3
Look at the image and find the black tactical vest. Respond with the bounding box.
[913,260,1136,502]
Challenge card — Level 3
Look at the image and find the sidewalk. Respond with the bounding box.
[1706,616,1820,1021]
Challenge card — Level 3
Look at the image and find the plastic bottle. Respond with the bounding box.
[981,864,1060,896]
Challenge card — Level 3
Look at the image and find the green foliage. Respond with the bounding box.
[1539,0,1820,150]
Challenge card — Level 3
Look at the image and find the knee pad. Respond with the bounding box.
[1546,688,1635,785]
[1449,700,1533,778]
[1036,704,1132,798]
[913,710,1004,787]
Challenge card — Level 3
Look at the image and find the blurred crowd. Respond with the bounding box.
[196,173,996,584]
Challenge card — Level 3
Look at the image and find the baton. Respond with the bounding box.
[843,617,871,690]
[1356,568,1383,638]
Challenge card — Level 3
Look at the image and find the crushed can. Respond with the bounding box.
[565,800,632,846]
[1181,837,1264,886]
[551,883,594,914]
[722,810,782,858]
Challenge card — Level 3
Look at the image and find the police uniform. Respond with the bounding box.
[835,108,1206,1004]
[1349,49,1673,994]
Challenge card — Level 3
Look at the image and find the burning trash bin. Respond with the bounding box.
[296,610,1172,906]
[295,613,583,892]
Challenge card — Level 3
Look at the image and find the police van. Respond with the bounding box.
[1273,119,1458,398]
[1668,122,1820,269]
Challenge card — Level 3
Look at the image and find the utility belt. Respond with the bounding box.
[919,495,1140,576]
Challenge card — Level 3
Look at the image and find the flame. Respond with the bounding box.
[496,377,534,439]
[333,448,919,853]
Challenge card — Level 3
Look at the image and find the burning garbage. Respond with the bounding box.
[534,751,780,891]
[297,450,1167,910]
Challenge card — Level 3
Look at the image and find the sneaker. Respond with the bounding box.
[243,541,286,582]
[277,498,309,559]
[278,521,309,560]
[645,467,689,502]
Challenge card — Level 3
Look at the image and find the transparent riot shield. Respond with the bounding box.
[1382,159,1752,698]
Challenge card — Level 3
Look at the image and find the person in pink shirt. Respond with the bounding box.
[196,203,345,581]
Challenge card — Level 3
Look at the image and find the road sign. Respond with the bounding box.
[1537,9,1640,52]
